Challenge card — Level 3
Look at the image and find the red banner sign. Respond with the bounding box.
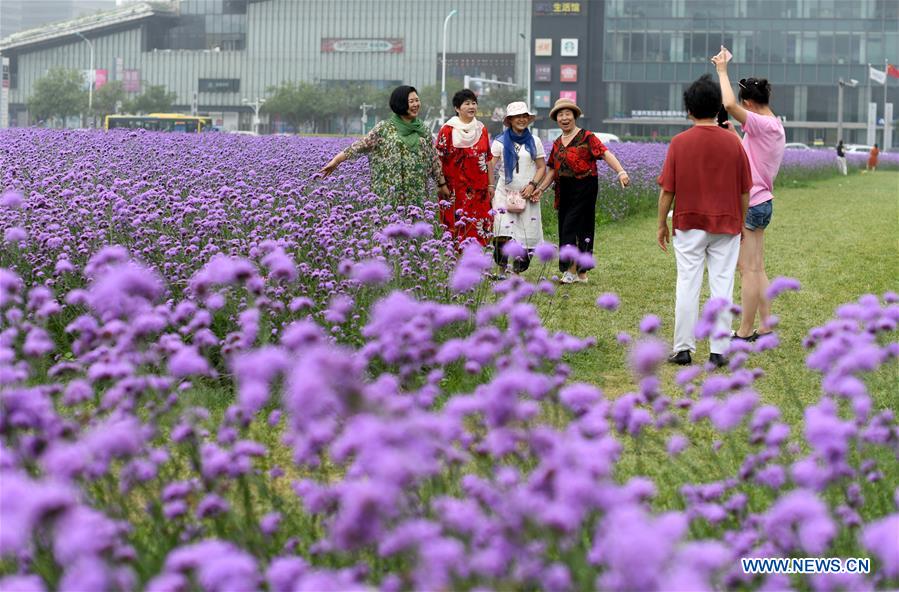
[321,38,404,53]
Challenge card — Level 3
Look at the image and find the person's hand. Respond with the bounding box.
[657,223,670,253]
[721,120,741,137]
[438,184,452,200]
[320,157,339,177]
[487,185,495,200]
[521,184,534,199]
[711,45,731,73]
[618,172,630,188]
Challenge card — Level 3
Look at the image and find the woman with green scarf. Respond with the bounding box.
[320,85,450,208]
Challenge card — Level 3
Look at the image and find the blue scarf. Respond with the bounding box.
[499,127,537,185]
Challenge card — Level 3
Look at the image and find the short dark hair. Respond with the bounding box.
[683,74,721,120]
[389,85,418,116]
[738,78,772,105]
[452,89,478,109]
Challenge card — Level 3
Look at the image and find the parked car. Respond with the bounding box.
[844,144,873,153]
[784,142,811,150]
[596,132,621,143]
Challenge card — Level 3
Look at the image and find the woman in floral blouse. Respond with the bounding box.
[436,89,494,246]
[321,85,450,208]
[535,98,630,284]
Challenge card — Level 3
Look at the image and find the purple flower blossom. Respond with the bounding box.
[628,338,667,376]
[596,292,620,311]
[350,259,392,285]
[534,242,557,263]
[638,314,662,334]
[766,276,802,300]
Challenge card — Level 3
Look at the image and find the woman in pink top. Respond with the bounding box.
[712,47,785,341]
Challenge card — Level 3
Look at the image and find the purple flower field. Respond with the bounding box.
[1,128,898,591]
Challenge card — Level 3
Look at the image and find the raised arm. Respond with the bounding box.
[319,124,382,176]
[711,46,749,126]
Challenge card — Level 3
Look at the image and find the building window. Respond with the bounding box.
[147,0,247,51]
[223,0,247,14]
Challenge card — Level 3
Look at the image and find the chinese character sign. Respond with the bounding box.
[535,64,552,82]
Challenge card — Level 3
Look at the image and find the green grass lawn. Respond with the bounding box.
[528,171,899,517]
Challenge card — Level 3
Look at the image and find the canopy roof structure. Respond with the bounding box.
[0,2,177,52]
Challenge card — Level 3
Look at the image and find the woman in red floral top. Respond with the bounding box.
[436,89,495,246]
[536,98,630,284]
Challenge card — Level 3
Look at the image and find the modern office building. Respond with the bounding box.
[0,0,531,131]
[1,0,896,143]
[599,0,899,144]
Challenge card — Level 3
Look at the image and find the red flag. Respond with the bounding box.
[888,64,899,79]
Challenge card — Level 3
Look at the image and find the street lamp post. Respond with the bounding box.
[440,9,458,125]
[74,31,95,127]
[360,103,374,133]
[837,78,859,144]
[519,32,531,109]
[242,97,266,134]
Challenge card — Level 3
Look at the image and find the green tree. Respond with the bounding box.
[91,80,126,122]
[321,83,391,135]
[417,79,464,127]
[262,81,330,133]
[125,84,177,114]
[27,67,87,127]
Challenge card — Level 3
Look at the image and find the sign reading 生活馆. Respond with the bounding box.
[321,38,404,53]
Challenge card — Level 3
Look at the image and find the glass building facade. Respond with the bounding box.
[151,0,249,51]
[601,0,899,143]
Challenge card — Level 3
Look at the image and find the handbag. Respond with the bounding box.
[505,190,526,213]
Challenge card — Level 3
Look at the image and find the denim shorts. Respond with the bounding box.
[745,200,773,230]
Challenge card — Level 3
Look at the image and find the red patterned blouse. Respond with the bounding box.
[547,129,608,208]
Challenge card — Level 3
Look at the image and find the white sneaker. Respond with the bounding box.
[576,275,588,283]
[560,271,577,284]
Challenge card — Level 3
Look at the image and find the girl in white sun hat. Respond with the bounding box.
[491,101,547,276]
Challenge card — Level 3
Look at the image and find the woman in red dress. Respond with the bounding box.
[436,89,495,246]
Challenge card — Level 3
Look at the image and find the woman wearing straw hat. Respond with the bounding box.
[534,97,630,284]
[490,101,547,276]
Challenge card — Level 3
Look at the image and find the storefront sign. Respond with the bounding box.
[94,69,108,89]
[535,38,552,57]
[533,90,551,108]
[535,64,551,82]
[560,64,577,82]
[123,69,140,92]
[534,1,583,15]
[560,38,578,57]
[1,57,8,129]
[199,78,240,93]
[630,110,687,119]
[559,90,577,102]
[321,38,404,53]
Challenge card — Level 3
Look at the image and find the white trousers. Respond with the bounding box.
[672,229,740,355]
[836,156,847,176]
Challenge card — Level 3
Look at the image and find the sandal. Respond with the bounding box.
[731,330,758,342]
